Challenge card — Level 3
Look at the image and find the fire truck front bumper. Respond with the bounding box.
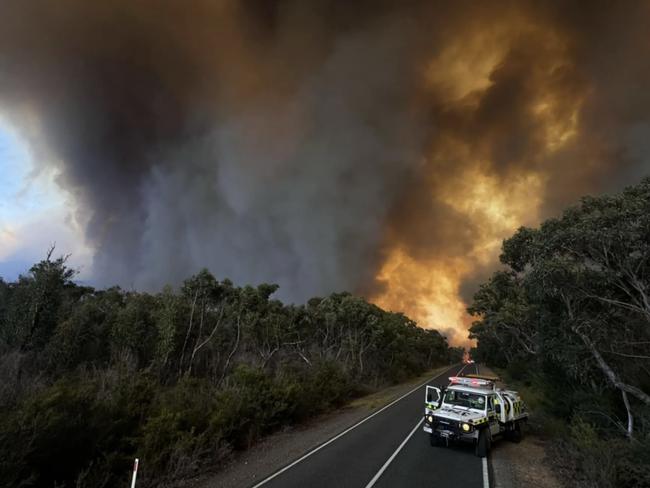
[423,416,479,441]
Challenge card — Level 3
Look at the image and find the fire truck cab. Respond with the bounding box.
[423,374,528,457]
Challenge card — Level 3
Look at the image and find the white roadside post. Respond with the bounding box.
[131,458,139,488]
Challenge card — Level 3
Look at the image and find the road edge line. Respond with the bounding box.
[364,418,423,488]
[482,456,490,488]
[250,363,464,488]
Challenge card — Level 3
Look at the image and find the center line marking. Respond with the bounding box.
[364,418,424,488]
[252,363,467,488]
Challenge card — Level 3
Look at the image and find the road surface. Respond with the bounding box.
[252,363,488,488]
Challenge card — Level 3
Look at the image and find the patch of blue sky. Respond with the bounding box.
[0,119,91,281]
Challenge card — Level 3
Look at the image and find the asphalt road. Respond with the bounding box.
[252,363,487,488]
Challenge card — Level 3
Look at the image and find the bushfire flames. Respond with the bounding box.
[372,19,582,345]
[372,171,545,346]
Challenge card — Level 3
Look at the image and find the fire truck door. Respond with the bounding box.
[487,395,500,436]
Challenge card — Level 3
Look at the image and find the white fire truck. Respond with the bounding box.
[423,374,528,457]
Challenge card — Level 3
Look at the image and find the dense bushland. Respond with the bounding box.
[0,255,455,487]
[469,178,650,487]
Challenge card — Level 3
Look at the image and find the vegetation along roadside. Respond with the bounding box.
[0,253,461,487]
[470,177,650,487]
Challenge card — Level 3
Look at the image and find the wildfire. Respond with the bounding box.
[372,170,544,346]
[372,16,583,346]
[374,249,472,338]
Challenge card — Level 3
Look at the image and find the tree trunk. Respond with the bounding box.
[187,299,206,376]
[178,290,199,378]
[220,312,241,384]
[574,327,650,406]
[621,390,634,439]
[188,304,225,376]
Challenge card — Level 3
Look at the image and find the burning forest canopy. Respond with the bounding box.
[1,0,650,345]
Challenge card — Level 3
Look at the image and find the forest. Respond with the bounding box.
[469,177,650,487]
[0,254,457,487]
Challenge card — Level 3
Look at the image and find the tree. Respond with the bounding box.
[0,256,456,486]
[2,249,77,351]
[471,177,650,439]
[469,271,537,365]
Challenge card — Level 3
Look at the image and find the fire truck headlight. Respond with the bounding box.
[427,415,433,423]
[461,423,471,432]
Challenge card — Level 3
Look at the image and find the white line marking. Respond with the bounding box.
[364,418,424,488]
[475,363,489,488]
[478,363,489,488]
[482,456,489,488]
[458,361,469,376]
[251,364,464,487]
[362,361,471,487]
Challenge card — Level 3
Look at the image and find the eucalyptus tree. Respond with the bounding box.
[471,177,650,438]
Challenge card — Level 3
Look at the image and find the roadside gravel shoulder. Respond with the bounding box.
[184,365,452,488]
[490,436,562,488]
[480,366,562,488]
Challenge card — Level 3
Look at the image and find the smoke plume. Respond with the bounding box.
[1,0,649,344]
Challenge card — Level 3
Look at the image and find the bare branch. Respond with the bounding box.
[606,350,650,360]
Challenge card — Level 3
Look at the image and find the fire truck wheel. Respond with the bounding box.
[505,423,513,441]
[510,421,523,443]
[475,428,490,458]
[429,433,440,447]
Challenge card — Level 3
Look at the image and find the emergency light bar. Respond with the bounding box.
[448,376,495,389]
[464,374,501,382]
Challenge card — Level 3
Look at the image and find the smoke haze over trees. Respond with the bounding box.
[1,1,650,343]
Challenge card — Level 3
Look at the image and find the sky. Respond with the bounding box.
[0,120,91,281]
[1,1,649,346]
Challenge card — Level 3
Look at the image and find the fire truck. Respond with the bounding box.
[423,374,528,457]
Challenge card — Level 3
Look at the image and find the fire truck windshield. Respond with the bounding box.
[444,390,486,410]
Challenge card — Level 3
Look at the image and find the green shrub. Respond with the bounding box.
[0,376,150,488]
[0,259,454,487]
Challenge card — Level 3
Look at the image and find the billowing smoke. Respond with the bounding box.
[1,1,649,344]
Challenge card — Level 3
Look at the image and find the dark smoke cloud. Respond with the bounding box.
[1,1,650,333]
[0,0,430,300]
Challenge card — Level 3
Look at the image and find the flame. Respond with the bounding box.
[439,168,545,266]
[373,170,544,346]
[374,249,471,336]
[372,17,583,346]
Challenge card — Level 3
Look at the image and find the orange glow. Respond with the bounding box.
[439,169,545,266]
[374,249,473,345]
[373,17,583,346]
[425,32,506,101]
[373,171,544,346]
